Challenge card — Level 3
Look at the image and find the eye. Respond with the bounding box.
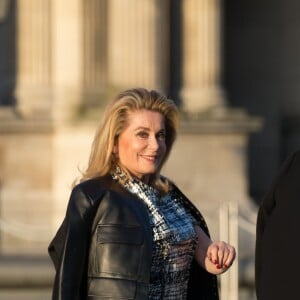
[157,131,166,141]
[137,131,149,139]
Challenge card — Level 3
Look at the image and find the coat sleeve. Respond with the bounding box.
[255,151,298,297]
[49,186,94,300]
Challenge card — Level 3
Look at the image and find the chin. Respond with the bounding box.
[141,168,156,176]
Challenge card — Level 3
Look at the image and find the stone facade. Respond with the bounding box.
[0,0,260,297]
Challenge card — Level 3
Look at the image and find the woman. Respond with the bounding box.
[48,88,236,300]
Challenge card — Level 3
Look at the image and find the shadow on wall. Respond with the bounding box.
[0,0,17,106]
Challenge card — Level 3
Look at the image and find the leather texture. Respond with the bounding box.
[49,175,219,300]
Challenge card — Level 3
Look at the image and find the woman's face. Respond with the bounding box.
[115,109,167,182]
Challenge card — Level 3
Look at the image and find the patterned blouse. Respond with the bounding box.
[111,168,198,299]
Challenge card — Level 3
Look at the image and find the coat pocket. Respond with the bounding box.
[88,277,136,299]
[97,224,143,245]
[94,224,144,278]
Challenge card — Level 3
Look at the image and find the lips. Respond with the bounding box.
[142,155,156,161]
[140,155,159,163]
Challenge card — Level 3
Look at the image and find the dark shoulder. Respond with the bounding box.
[72,174,132,205]
[73,175,117,200]
[258,150,300,212]
[287,150,300,170]
[272,150,300,181]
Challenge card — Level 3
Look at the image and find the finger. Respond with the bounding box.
[207,244,220,265]
[217,246,226,266]
[223,246,236,268]
[218,246,230,267]
[214,241,228,266]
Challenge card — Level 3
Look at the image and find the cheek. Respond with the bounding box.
[118,138,140,159]
[118,140,130,158]
[160,141,167,153]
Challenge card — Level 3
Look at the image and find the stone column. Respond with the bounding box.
[51,0,83,121]
[82,0,108,108]
[15,0,83,121]
[15,0,52,117]
[0,0,85,255]
[107,0,169,93]
[181,0,224,112]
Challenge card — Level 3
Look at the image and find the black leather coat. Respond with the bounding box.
[48,175,219,300]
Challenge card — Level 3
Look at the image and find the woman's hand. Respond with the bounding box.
[194,225,236,275]
[204,241,236,274]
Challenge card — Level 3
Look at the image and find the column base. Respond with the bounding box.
[180,86,225,113]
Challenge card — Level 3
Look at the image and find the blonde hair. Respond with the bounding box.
[78,87,179,191]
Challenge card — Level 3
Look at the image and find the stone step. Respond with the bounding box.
[0,256,54,288]
[0,288,51,300]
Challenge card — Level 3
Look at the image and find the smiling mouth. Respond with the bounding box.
[141,155,159,162]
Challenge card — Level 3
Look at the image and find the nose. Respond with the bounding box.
[148,135,159,150]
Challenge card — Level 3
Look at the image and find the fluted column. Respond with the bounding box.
[107,0,169,92]
[181,0,224,112]
[15,0,52,117]
[82,0,108,107]
[51,0,83,121]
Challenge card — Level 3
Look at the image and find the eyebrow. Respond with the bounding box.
[134,127,166,132]
[134,126,149,131]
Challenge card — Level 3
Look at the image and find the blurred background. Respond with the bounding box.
[0,0,300,299]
